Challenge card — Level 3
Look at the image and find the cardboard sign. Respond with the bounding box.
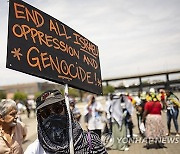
[7,0,102,95]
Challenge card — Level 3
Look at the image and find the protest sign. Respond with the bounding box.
[7,0,102,95]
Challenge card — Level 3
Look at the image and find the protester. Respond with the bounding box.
[135,91,147,136]
[126,93,136,105]
[110,94,129,151]
[69,97,81,122]
[159,89,166,110]
[120,94,134,139]
[85,95,104,138]
[28,99,36,117]
[0,99,27,154]
[16,100,23,121]
[165,90,180,136]
[142,91,165,149]
[104,93,114,134]
[25,100,31,118]
[25,90,107,154]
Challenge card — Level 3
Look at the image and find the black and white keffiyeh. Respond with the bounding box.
[37,113,107,154]
[36,90,107,154]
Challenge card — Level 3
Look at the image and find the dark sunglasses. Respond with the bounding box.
[38,101,65,119]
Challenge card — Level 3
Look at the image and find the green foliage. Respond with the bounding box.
[59,88,64,95]
[34,91,43,100]
[103,85,115,96]
[0,91,6,101]
[13,92,27,101]
[69,88,79,97]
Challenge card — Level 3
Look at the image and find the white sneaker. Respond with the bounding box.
[124,147,129,151]
[166,133,170,136]
[175,134,180,137]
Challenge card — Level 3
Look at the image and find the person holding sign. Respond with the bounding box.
[25,90,107,154]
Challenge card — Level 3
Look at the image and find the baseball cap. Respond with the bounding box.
[36,90,65,110]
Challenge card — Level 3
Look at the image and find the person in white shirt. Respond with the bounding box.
[85,95,104,138]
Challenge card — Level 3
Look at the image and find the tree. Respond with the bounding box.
[13,92,27,102]
[0,91,6,101]
[103,85,115,96]
[34,91,43,100]
[69,88,80,97]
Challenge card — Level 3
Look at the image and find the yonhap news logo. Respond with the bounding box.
[117,137,180,144]
[102,133,180,146]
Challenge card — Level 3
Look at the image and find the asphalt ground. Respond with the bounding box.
[21,102,180,154]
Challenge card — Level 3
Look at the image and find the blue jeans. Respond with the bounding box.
[167,108,179,132]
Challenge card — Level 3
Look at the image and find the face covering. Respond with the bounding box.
[42,114,67,143]
[38,111,107,154]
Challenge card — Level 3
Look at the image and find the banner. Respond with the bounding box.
[7,0,102,95]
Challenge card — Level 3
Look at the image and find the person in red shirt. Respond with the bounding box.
[142,92,165,149]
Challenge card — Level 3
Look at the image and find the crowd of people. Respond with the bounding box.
[102,88,180,150]
[0,88,179,153]
[81,88,180,151]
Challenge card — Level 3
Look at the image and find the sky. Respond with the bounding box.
[1,0,180,87]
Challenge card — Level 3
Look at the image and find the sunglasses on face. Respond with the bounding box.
[38,101,65,119]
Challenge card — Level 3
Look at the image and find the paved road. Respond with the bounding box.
[21,103,180,154]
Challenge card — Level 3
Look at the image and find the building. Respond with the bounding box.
[0,82,63,99]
